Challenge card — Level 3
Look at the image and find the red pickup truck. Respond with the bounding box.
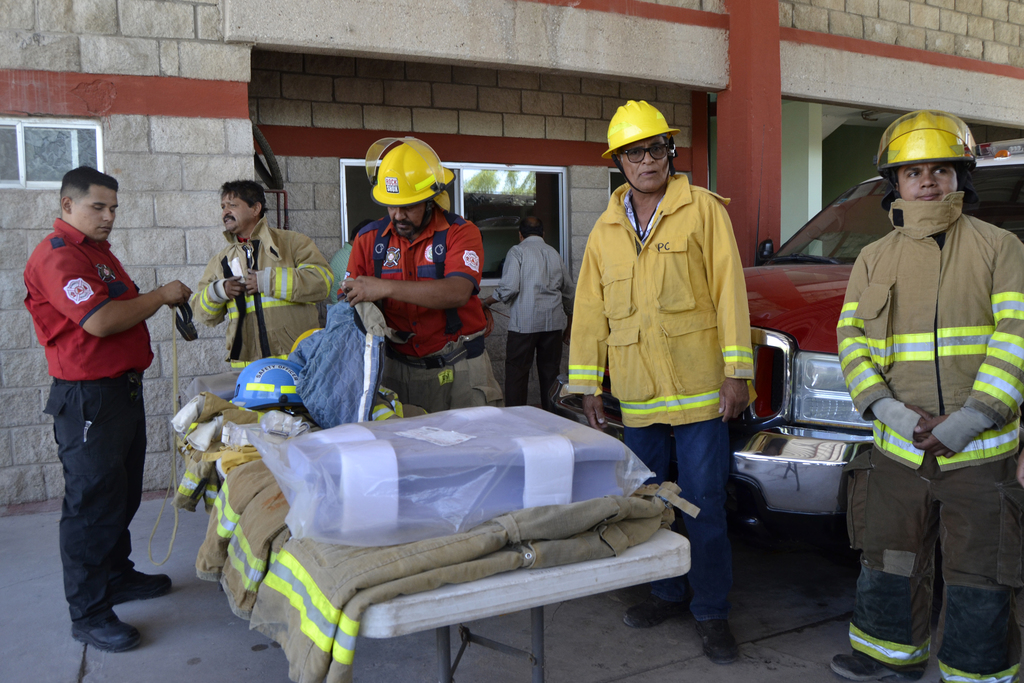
[552,140,1024,547]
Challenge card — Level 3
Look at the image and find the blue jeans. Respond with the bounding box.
[624,418,732,621]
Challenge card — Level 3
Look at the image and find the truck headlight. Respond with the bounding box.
[792,351,872,429]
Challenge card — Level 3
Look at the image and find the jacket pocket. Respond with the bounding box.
[601,263,635,320]
[654,241,695,313]
[606,326,655,402]
[997,481,1024,588]
[857,282,894,370]
[661,311,720,395]
[842,450,874,551]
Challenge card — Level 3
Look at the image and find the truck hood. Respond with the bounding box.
[743,264,852,353]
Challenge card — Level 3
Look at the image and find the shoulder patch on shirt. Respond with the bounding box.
[96,263,116,282]
[50,237,65,249]
[463,250,480,273]
[64,278,94,304]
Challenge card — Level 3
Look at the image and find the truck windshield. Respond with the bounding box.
[771,165,1024,264]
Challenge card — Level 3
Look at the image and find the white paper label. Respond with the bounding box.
[395,426,476,446]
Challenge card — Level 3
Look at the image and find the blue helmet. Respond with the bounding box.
[233,359,303,409]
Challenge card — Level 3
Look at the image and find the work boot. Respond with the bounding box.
[830,652,924,681]
[71,614,141,653]
[695,619,738,664]
[622,594,691,628]
[108,570,172,605]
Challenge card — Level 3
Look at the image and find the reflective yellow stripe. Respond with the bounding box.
[247,383,276,392]
[939,660,1019,683]
[198,287,221,316]
[226,296,315,319]
[838,302,864,329]
[722,345,753,363]
[413,173,437,191]
[992,292,1024,323]
[989,331,1024,371]
[848,365,884,400]
[874,419,1020,467]
[619,390,719,415]
[974,363,1024,410]
[850,623,930,666]
[299,263,333,290]
[263,550,340,655]
[214,482,239,538]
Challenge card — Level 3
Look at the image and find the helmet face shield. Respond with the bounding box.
[365,137,454,207]
[877,110,976,172]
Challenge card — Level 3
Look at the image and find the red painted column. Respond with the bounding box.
[718,0,782,265]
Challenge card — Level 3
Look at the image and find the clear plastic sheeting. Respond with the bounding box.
[248,406,653,547]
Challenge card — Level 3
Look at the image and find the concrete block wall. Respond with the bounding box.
[0,0,249,80]
[249,53,694,148]
[0,114,253,505]
[780,0,1024,67]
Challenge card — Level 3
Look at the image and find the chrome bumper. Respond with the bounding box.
[732,427,873,515]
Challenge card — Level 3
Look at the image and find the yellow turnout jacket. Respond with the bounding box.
[568,175,754,428]
[837,193,1024,470]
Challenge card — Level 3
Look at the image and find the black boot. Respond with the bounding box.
[71,613,141,652]
[830,652,924,681]
[108,570,172,605]
[622,594,691,628]
[695,619,738,664]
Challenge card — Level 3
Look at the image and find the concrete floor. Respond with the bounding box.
[0,497,945,683]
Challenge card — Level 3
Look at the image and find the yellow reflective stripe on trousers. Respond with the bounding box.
[874,419,1020,467]
[214,482,240,538]
[974,363,1024,411]
[722,345,753,364]
[992,292,1024,323]
[262,549,358,665]
[838,302,863,329]
[989,331,1024,371]
[619,390,719,416]
[227,528,267,592]
[940,660,1019,683]
[850,623,930,666]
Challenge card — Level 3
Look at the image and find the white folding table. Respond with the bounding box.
[360,528,691,683]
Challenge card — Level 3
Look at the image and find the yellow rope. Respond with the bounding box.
[148,310,181,566]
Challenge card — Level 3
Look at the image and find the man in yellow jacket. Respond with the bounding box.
[192,180,332,368]
[833,111,1024,683]
[567,100,753,664]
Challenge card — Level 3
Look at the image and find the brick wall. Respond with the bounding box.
[0,114,252,504]
[780,0,1024,67]
[0,0,248,80]
[249,52,693,148]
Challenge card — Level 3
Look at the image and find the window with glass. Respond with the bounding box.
[0,118,104,188]
[340,160,567,283]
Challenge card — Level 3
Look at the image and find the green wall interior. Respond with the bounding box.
[821,125,884,207]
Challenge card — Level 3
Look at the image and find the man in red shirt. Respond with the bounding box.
[24,166,191,652]
[343,137,502,412]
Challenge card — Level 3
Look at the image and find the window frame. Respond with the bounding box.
[339,159,569,286]
[0,117,105,190]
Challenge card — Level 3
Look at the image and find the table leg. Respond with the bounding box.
[531,606,544,683]
[437,625,452,683]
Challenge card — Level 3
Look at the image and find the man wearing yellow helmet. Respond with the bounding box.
[833,110,1024,683]
[567,100,754,664]
[343,137,501,412]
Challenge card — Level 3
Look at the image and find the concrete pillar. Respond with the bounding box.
[717,0,782,265]
[780,100,822,244]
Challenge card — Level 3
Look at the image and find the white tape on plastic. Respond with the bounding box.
[341,440,399,533]
[302,424,375,446]
[450,406,502,421]
[518,435,574,508]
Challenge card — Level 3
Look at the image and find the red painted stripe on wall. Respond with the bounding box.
[258,125,695,170]
[781,27,1024,81]
[520,0,728,28]
[0,70,250,119]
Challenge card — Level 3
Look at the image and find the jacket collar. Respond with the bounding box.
[222,217,277,250]
[889,192,964,239]
[605,174,693,228]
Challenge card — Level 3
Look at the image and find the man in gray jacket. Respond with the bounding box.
[483,217,574,410]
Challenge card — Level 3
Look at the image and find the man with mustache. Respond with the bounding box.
[192,180,332,368]
[343,137,501,413]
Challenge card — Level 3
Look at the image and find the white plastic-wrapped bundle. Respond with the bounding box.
[249,405,653,546]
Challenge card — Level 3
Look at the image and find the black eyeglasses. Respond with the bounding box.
[621,143,669,163]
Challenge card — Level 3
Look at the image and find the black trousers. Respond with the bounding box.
[504,329,563,411]
[45,374,147,623]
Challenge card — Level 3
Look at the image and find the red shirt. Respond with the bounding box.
[349,210,487,357]
[24,219,153,381]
